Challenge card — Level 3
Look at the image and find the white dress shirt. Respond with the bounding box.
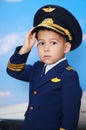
[45,57,66,74]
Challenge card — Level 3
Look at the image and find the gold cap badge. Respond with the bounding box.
[42,7,56,12]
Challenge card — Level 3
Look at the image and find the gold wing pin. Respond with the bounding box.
[51,77,61,83]
[42,7,56,12]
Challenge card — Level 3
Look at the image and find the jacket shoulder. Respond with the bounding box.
[62,65,79,79]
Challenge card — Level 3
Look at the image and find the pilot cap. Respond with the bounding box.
[32,4,82,50]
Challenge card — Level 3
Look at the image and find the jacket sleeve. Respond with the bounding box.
[61,71,82,130]
[6,46,33,82]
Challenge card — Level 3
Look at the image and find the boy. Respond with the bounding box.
[7,4,82,130]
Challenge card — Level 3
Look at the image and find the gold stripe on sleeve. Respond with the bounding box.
[7,60,25,71]
[60,128,66,130]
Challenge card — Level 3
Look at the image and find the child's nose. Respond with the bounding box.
[44,44,50,51]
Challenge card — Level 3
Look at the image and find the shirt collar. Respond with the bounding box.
[45,57,66,74]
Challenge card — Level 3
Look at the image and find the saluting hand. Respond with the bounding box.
[19,28,36,55]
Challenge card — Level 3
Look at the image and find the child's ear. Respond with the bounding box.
[64,42,71,53]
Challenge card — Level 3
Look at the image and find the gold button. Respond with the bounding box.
[29,106,33,111]
[33,91,37,95]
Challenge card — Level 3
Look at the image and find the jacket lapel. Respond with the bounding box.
[34,60,69,89]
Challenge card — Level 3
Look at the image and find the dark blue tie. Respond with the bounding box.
[41,65,46,77]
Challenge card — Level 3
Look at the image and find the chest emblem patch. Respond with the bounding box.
[51,77,61,82]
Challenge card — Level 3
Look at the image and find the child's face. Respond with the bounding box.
[37,29,71,65]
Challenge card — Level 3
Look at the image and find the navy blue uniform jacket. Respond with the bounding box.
[7,47,82,130]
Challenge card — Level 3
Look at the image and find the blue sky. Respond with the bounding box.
[0,0,86,107]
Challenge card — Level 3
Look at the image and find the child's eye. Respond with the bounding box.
[38,42,45,45]
[50,41,57,45]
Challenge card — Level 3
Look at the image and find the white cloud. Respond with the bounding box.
[0,91,11,97]
[4,0,22,2]
[83,34,86,42]
[80,19,85,25]
[0,33,23,55]
[80,19,86,28]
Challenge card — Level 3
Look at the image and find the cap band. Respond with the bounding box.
[37,18,72,41]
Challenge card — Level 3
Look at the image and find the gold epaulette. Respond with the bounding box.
[66,66,74,71]
[7,60,25,71]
